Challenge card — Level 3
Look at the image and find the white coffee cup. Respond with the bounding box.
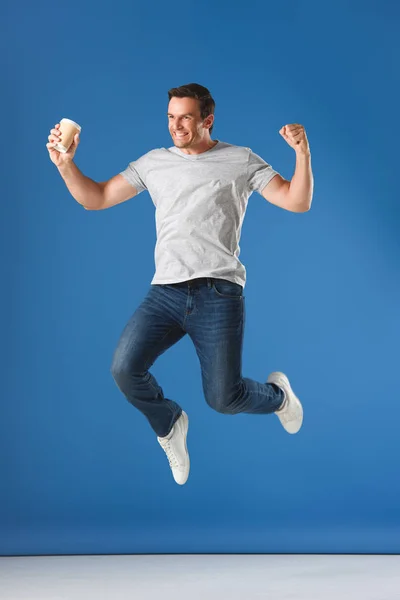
[53,118,82,153]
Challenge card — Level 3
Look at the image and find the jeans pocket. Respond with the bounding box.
[212,279,243,298]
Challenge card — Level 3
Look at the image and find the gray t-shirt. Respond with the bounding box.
[120,140,279,288]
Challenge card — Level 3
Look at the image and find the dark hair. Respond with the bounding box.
[168,83,216,135]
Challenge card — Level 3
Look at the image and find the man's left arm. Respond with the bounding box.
[261,124,314,213]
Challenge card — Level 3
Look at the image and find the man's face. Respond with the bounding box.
[167,97,212,148]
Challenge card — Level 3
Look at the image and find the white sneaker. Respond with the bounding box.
[267,372,303,434]
[157,411,190,485]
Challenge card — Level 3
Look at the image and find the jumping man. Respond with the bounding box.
[47,83,314,485]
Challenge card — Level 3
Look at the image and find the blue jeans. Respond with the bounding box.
[111,278,284,438]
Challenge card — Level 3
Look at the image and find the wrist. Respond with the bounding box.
[57,160,74,173]
[295,149,311,159]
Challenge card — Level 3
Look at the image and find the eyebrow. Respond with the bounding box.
[167,112,195,116]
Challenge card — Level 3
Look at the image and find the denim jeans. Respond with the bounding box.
[111,278,284,437]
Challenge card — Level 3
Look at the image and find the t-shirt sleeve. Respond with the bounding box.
[247,149,280,194]
[119,153,149,194]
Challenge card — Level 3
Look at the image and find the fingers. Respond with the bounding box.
[46,123,80,155]
[48,124,61,145]
[47,125,80,142]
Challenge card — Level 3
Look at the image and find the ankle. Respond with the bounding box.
[276,390,287,412]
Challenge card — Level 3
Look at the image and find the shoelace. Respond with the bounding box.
[160,441,180,468]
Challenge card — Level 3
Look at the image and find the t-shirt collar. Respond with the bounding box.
[168,140,221,159]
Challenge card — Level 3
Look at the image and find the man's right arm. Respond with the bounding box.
[57,162,138,210]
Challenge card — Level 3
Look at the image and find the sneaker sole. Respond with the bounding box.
[177,411,190,485]
[268,372,303,434]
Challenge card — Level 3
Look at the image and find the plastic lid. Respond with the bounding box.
[60,118,82,131]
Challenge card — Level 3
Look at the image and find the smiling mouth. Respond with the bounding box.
[175,133,188,138]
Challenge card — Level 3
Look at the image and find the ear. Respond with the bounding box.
[204,114,214,129]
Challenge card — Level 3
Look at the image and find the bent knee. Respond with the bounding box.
[110,353,133,384]
[206,394,241,415]
[110,345,146,382]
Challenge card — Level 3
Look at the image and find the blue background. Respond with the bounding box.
[1,0,399,555]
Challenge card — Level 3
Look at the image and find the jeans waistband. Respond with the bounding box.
[168,278,214,288]
[165,278,245,291]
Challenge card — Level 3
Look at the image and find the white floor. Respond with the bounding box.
[0,554,399,599]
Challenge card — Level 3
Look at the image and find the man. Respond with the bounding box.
[47,83,314,486]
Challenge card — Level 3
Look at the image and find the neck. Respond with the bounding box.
[176,138,218,156]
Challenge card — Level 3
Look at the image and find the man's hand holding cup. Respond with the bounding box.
[47,118,81,167]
